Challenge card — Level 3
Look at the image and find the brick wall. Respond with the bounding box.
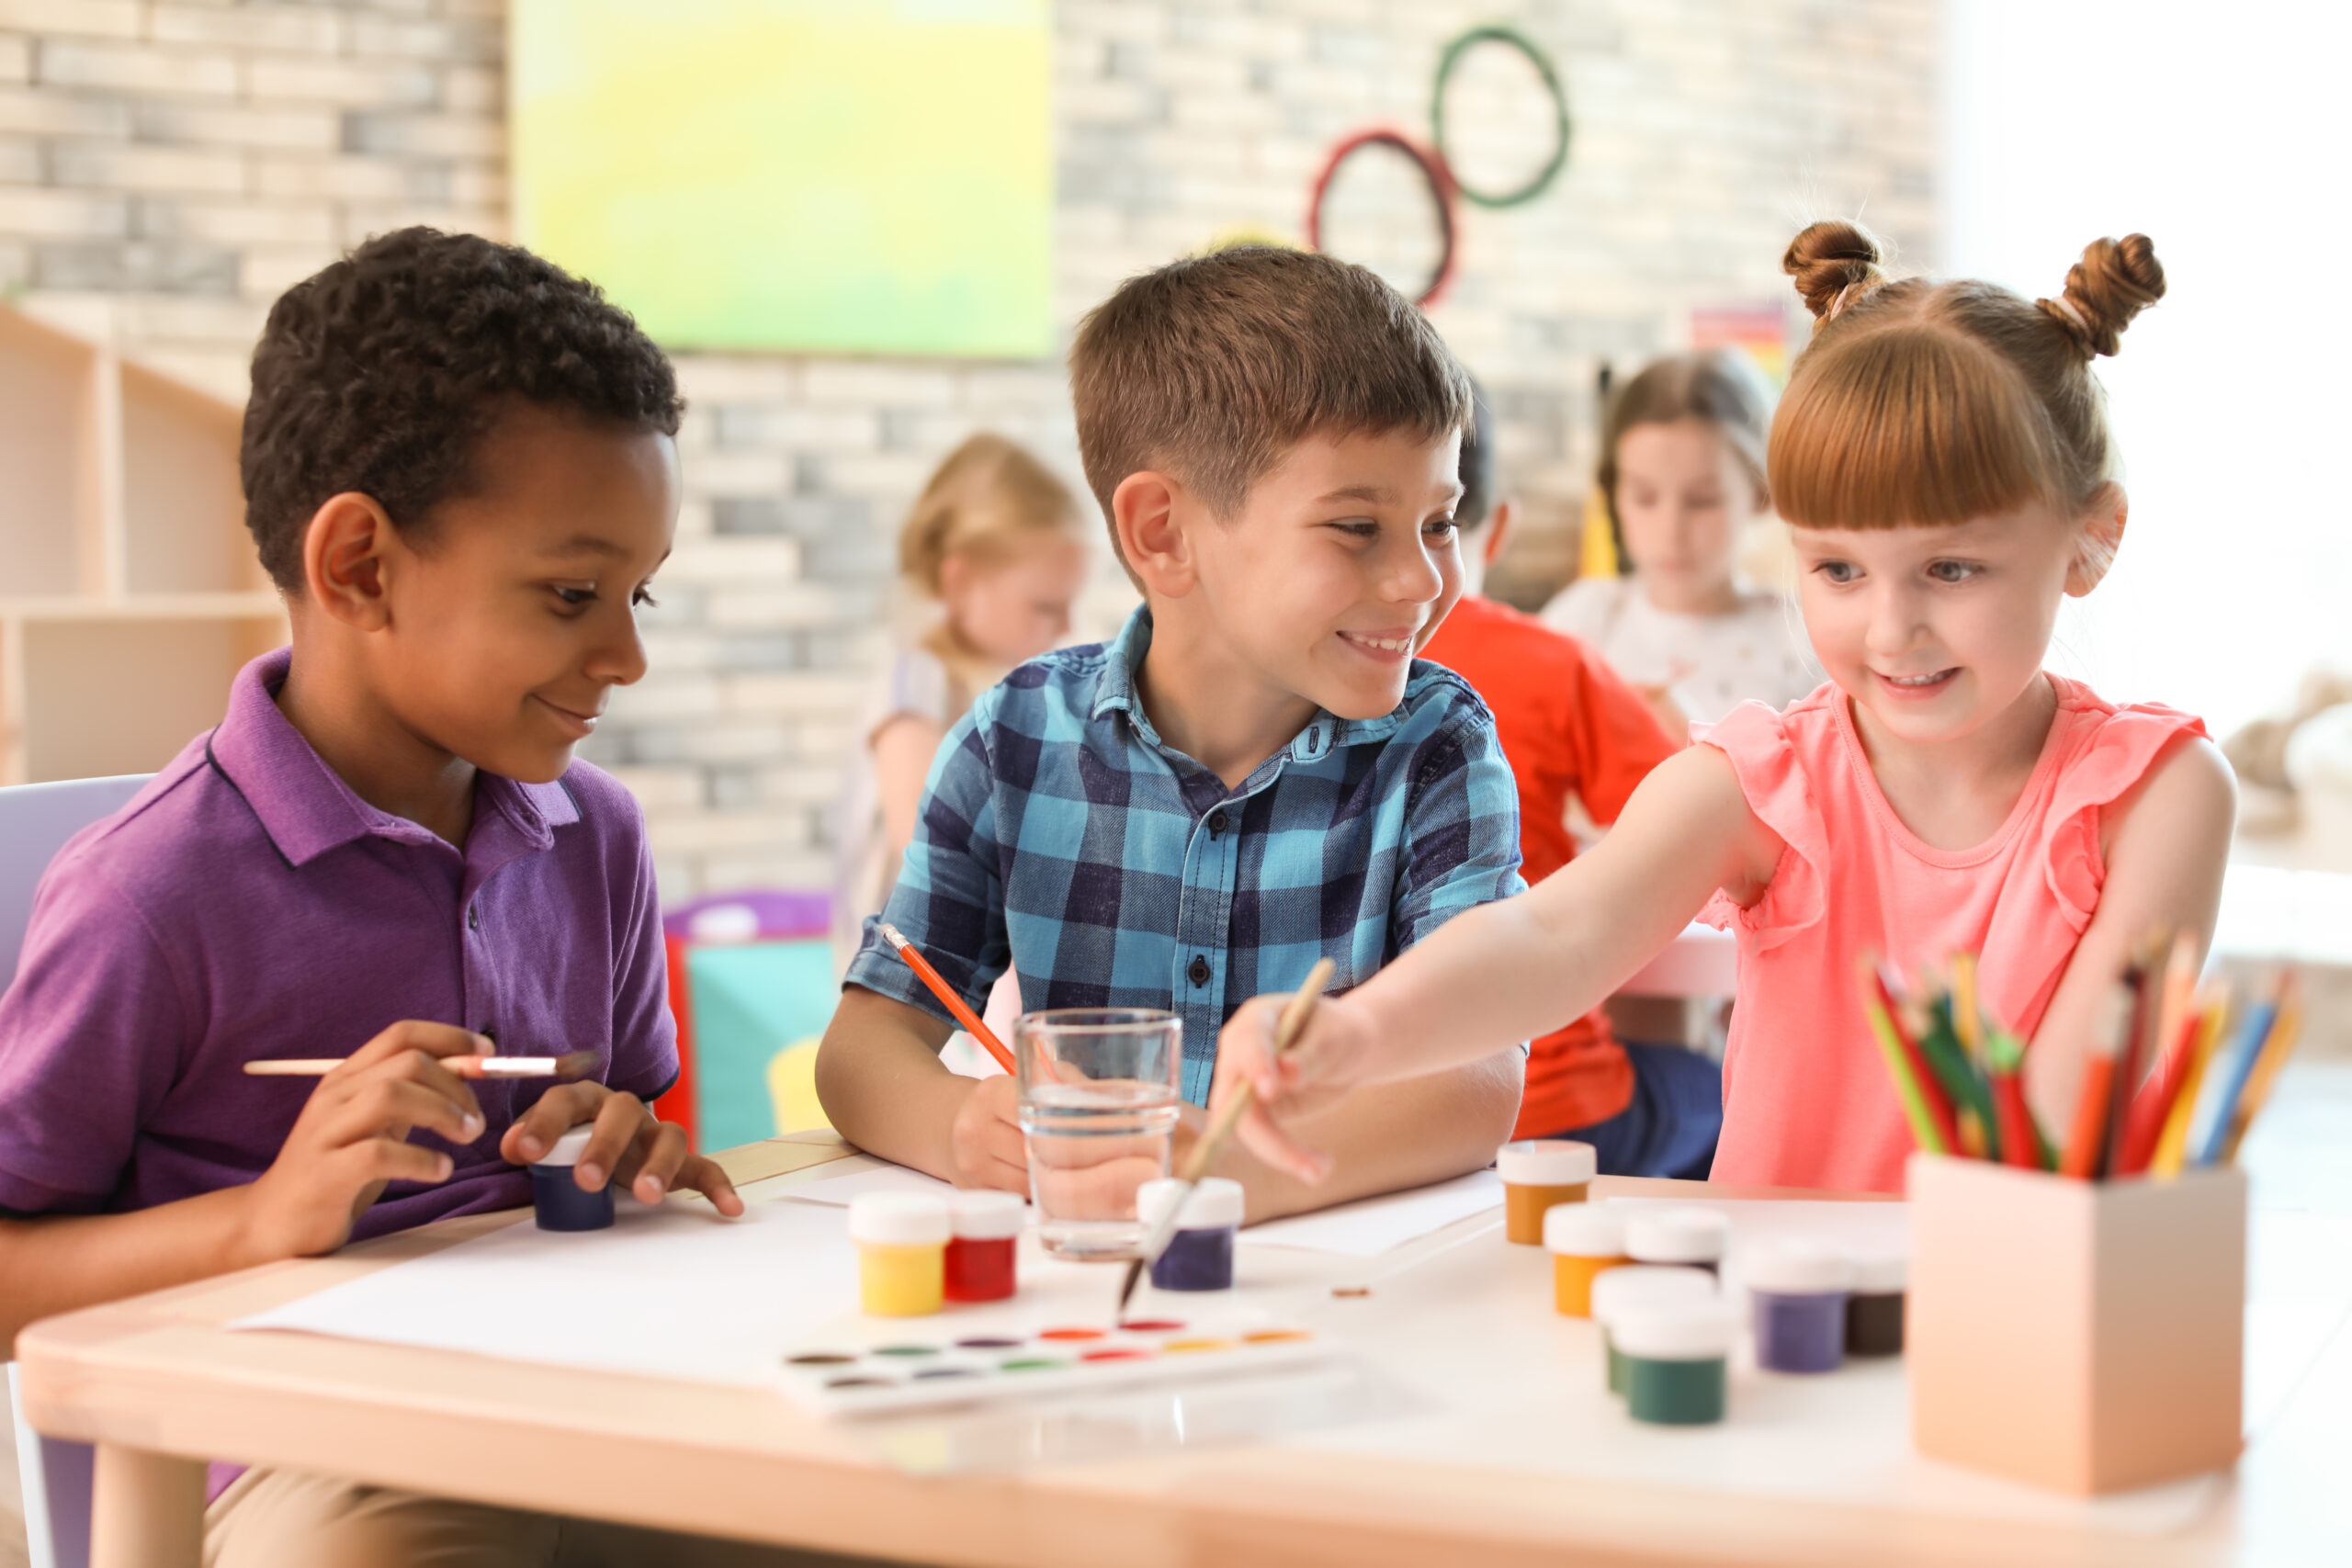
[0,0,1936,899]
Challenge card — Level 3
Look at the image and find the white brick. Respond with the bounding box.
[695,850,832,895]
[51,141,246,196]
[0,184,130,239]
[345,17,469,61]
[706,585,844,629]
[444,66,503,116]
[241,244,340,297]
[800,363,958,408]
[0,137,38,184]
[680,450,791,496]
[134,100,339,153]
[639,811,797,855]
[662,536,801,584]
[604,766,704,811]
[0,35,28,83]
[253,152,414,202]
[614,676,723,721]
[0,0,139,37]
[342,111,503,161]
[673,358,796,401]
[149,3,345,52]
[37,39,236,96]
[722,672,864,718]
[242,56,437,108]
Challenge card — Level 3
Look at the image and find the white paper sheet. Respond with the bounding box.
[775,1158,956,1207]
[1240,1169,1503,1257]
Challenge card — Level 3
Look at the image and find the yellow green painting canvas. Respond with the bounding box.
[512,0,1053,356]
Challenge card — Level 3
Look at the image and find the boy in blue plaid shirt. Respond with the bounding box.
[818,247,1527,1219]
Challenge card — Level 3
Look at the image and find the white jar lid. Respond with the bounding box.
[535,1126,595,1168]
[1849,1248,1909,1293]
[949,1190,1025,1240]
[1136,1177,1244,1231]
[1544,1201,1628,1257]
[1624,1206,1729,1263]
[1590,1265,1717,1326]
[1610,1299,1741,1361]
[1743,1239,1858,1295]
[847,1190,951,1246]
[1496,1139,1596,1186]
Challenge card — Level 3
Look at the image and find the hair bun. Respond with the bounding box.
[2041,234,2165,358]
[1783,220,1886,323]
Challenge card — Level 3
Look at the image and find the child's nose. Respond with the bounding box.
[586,615,650,686]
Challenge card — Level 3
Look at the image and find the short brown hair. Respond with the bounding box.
[1597,350,1774,536]
[1770,220,2164,530]
[1069,246,1471,569]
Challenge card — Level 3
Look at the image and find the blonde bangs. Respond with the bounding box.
[1768,325,2065,530]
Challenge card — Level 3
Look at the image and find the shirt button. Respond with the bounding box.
[1188,955,1210,987]
[468,905,481,931]
[1208,809,1227,839]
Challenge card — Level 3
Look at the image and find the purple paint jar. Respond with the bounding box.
[1136,1178,1243,1292]
[1746,1241,1855,1375]
[529,1126,614,1232]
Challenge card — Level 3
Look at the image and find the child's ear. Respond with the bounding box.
[1112,470,1198,598]
[302,491,399,630]
[1482,498,1516,567]
[2066,484,2128,596]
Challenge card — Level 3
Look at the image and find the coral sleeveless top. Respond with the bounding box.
[1698,677,2207,1193]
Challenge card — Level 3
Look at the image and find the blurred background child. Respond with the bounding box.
[1541,351,1818,733]
[834,434,1091,971]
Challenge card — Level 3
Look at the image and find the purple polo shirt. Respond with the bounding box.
[0,647,677,1236]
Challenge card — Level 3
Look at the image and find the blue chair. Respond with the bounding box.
[2,774,153,1568]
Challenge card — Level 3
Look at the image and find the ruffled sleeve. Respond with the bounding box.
[1694,695,1833,953]
[2039,691,2210,933]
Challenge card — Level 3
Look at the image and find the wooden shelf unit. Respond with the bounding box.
[0,305,287,784]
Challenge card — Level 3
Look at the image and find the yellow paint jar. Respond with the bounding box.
[1544,1201,1630,1317]
[848,1191,951,1317]
[1498,1139,1597,1245]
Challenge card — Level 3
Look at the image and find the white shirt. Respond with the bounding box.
[1539,576,1820,729]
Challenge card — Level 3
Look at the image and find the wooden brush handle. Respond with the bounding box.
[1180,957,1334,1182]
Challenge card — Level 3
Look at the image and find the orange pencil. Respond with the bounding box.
[877,921,1018,1074]
[2059,982,2129,1179]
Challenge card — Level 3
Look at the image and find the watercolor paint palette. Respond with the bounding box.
[775,1313,1334,1417]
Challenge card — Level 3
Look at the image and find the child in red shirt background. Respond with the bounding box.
[1421,387,1724,1178]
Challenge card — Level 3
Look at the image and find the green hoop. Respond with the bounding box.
[1430,25,1571,210]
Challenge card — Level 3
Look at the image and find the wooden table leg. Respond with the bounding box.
[89,1444,204,1568]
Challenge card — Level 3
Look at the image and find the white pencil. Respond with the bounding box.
[243,1050,597,1080]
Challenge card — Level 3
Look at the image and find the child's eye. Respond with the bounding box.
[553,586,596,607]
[1424,516,1458,541]
[1927,559,1981,584]
[631,584,660,609]
[1813,560,1860,585]
[1329,519,1380,540]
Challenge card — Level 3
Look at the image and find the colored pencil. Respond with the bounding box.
[2118,988,2211,1178]
[2097,956,2158,1179]
[1950,952,1984,1063]
[2192,986,2281,1168]
[243,1050,599,1080]
[1984,1029,2045,1170]
[2059,982,2130,1179]
[2150,997,2228,1179]
[876,920,1017,1075]
[1917,994,1998,1161]
[1117,957,1334,1316]
[2219,978,2302,1165]
[1860,955,1951,1156]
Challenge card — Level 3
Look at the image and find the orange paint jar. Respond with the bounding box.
[1545,1201,1630,1317]
[1498,1139,1597,1245]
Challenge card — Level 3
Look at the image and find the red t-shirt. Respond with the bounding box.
[1421,595,1679,1135]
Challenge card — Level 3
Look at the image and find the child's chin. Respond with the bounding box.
[490,740,580,785]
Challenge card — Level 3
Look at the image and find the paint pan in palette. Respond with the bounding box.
[775,1313,1331,1418]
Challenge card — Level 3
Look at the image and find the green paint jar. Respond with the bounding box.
[1589,1265,1717,1397]
[1614,1301,1739,1426]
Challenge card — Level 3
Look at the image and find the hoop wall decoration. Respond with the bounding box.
[1430,25,1572,209]
[1304,129,1459,308]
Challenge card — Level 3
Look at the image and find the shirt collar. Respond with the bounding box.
[1087,605,1399,768]
[208,647,581,868]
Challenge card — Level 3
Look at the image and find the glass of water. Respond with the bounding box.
[1014,1009,1182,1258]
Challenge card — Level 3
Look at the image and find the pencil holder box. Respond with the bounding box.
[1907,1152,2245,1495]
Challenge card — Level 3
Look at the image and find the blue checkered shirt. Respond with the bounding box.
[844,608,1526,1103]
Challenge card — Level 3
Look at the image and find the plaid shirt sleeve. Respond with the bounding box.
[840,706,1012,1026]
[1392,699,1527,953]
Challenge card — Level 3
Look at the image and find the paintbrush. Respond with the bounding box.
[1116,957,1334,1319]
[244,1050,600,1079]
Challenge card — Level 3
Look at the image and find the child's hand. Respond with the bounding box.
[1209,992,1383,1184]
[947,1074,1029,1193]
[502,1084,745,1217]
[241,1021,491,1259]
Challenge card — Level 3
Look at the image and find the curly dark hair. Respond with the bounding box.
[241,227,685,592]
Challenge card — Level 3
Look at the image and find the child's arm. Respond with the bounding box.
[1,1021,486,1348]
[1216,744,1774,1181]
[813,987,1027,1191]
[873,714,952,863]
[2021,735,2235,1131]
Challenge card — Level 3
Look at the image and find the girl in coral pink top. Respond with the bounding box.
[1214,221,2236,1195]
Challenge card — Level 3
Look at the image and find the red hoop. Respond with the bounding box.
[1304,128,1460,309]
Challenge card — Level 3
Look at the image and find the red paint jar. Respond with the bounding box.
[944,1190,1023,1303]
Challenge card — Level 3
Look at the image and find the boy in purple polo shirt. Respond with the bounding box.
[0,231,780,1565]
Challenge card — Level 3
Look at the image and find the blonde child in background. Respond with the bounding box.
[1216,222,2235,1196]
[835,434,1091,975]
[1541,350,1818,733]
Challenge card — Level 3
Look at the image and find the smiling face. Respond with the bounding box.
[1613,419,1767,615]
[1792,502,2098,746]
[1185,427,1465,723]
[375,404,680,783]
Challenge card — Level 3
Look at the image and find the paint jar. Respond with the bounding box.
[1590,1265,1717,1396]
[1136,1178,1243,1292]
[1845,1249,1907,1357]
[529,1126,614,1233]
[1746,1241,1856,1375]
[1497,1139,1597,1245]
[1614,1301,1740,1427]
[944,1190,1023,1303]
[1624,1206,1728,1276]
[1543,1202,1628,1317]
[848,1191,952,1317]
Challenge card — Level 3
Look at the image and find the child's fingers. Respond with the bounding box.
[619,1118,689,1201]
[673,1153,745,1216]
[570,1091,647,1192]
[500,1082,605,1166]
[318,1077,483,1149]
[336,1135,456,1190]
[1235,1102,1333,1186]
[339,1021,493,1076]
